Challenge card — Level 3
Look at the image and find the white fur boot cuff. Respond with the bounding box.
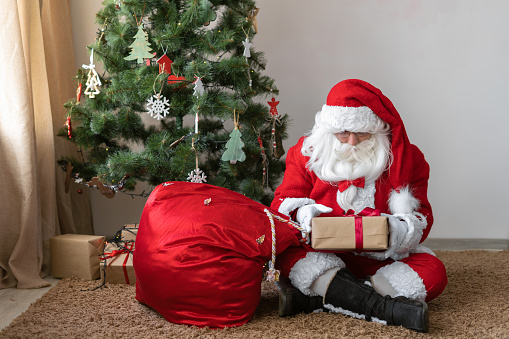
[375,261,427,301]
[289,252,345,296]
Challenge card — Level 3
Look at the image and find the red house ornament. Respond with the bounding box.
[157,55,173,74]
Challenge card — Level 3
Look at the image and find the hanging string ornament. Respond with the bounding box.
[124,6,153,64]
[65,116,72,139]
[267,96,280,152]
[146,73,170,120]
[221,110,246,164]
[187,138,207,183]
[83,49,101,98]
[257,133,269,186]
[76,83,82,103]
[242,28,253,88]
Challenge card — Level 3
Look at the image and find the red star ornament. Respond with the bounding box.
[268,97,280,116]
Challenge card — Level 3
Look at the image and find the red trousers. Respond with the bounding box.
[277,247,447,302]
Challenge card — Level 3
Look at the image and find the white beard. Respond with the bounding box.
[302,131,391,212]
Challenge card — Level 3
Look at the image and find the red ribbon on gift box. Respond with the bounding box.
[101,241,134,284]
[122,242,134,285]
[345,208,381,252]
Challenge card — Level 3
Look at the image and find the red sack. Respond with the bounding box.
[134,182,301,328]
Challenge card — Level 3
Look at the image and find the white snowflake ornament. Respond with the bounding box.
[146,93,170,120]
[187,168,207,183]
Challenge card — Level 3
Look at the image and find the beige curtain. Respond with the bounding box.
[0,0,93,289]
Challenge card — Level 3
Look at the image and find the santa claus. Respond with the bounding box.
[271,79,447,332]
[134,79,447,333]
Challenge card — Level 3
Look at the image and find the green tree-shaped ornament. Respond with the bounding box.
[222,110,246,164]
[124,24,153,64]
[200,0,217,26]
[222,128,246,164]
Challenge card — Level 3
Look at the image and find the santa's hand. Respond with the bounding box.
[382,213,408,259]
[296,204,333,234]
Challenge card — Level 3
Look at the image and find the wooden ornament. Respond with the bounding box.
[87,177,115,198]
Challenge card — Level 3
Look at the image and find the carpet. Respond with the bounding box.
[1,250,508,338]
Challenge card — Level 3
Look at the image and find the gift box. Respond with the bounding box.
[311,216,389,251]
[119,224,138,242]
[50,234,106,280]
[100,242,136,285]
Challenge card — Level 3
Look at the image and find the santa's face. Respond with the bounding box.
[303,129,389,184]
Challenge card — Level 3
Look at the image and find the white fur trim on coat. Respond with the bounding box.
[389,186,420,215]
[289,252,345,296]
[360,211,430,261]
[278,197,316,216]
[375,261,427,301]
[390,212,427,260]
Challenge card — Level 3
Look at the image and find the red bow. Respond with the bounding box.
[337,177,365,193]
[344,208,381,252]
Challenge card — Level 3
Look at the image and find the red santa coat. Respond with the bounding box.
[134,181,302,328]
[270,136,433,274]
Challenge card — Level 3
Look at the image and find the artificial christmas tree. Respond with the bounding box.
[58,0,288,205]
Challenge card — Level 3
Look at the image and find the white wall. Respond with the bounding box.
[71,0,509,239]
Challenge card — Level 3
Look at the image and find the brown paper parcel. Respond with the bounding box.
[50,234,105,280]
[100,242,136,285]
[120,224,138,242]
[311,216,389,251]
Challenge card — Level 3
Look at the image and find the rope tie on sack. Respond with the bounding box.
[263,209,279,282]
[263,209,309,282]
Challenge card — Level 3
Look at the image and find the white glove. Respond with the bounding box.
[382,213,408,259]
[296,204,333,234]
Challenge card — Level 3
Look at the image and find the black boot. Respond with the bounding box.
[276,276,325,317]
[324,268,429,333]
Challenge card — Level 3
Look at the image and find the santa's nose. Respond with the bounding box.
[347,133,360,146]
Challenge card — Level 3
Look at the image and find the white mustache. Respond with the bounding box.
[334,139,376,163]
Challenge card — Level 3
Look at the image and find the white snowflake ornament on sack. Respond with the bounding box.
[146,93,170,120]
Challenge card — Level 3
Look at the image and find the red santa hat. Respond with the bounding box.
[319,79,415,190]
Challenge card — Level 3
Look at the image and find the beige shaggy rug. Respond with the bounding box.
[1,250,508,338]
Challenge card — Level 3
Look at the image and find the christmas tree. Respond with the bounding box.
[58,0,288,205]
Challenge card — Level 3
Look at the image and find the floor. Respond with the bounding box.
[0,238,508,331]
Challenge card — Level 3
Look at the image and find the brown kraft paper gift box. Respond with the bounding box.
[311,216,389,251]
[119,224,138,242]
[50,234,106,280]
[100,242,136,285]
